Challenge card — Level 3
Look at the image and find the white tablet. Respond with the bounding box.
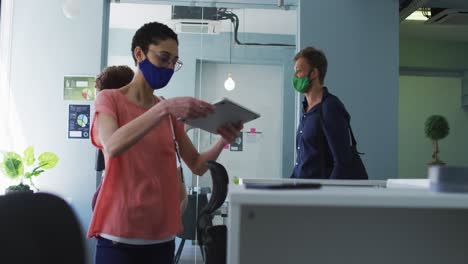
[182,98,260,134]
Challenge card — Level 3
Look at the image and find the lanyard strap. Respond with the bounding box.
[169,117,183,166]
[159,96,185,183]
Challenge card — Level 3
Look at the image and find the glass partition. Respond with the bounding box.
[106,1,296,262]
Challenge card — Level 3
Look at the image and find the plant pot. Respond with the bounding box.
[4,183,34,195]
[4,189,34,195]
[428,159,446,166]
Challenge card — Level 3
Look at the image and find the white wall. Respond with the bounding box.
[6,0,104,262]
[196,62,284,186]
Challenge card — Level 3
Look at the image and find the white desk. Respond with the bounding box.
[228,183,468,264]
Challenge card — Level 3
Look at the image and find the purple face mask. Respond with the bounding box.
[138,59,174,90]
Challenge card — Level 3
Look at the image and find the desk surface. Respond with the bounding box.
[229,183,468,209]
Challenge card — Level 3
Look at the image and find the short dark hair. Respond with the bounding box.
[294,47,328,84]
[131,21,179,65]
[95,65,134,91]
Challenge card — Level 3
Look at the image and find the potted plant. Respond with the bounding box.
[0,146,59,194]
[424,115,449,166]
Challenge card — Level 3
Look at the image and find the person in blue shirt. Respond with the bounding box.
[291,47,355,179]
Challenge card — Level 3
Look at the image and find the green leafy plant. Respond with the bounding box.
[424,115,449,165]
[233,176,240,185]
[1,146,59,192]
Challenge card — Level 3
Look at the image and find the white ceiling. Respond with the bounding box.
[166,0,297,4]
[426,0,468,8]
[400,21,468,43]
[400,0,468,43]
[110,3,297,34]
[118,0,297,9]
[113,0,468,43]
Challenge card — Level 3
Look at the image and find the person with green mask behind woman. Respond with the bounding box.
[291,46,364,179]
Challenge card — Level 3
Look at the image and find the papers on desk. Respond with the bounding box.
[386,179,429,189]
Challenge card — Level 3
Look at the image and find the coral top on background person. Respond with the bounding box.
[91,65,134,211]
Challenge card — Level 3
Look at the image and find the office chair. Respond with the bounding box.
[92,149,105,211]
[95,149,105,186]
[0,192,86,264]
[174,191,209,264]
[197,160,229,264]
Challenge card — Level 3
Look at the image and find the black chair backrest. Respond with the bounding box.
[199,160,229,218]
[93,149,105,208]
[0,192,86,264]
[95,149,105,171]
[197,160,229,263]
[178,193,208,240]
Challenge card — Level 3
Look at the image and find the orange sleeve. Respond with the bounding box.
[91,90,118,149]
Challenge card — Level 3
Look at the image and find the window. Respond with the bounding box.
[0,0,13,191]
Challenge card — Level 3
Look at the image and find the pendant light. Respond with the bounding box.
[224,73,235,91]
[224,27,235,91]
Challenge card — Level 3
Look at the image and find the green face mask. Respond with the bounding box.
[292,76,310,93]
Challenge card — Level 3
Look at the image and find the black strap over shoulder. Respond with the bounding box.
[317,107,327,178]
[317,102,362,178]
[318,103,358,149]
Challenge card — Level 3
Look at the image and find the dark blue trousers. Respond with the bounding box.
[95,237,175,264]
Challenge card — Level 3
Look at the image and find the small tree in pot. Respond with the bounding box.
[1,146,59,194]
[424,115,449,166]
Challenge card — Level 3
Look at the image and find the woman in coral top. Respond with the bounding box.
[88,21,241,264]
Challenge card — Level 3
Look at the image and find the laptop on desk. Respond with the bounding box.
[240,178,386,188]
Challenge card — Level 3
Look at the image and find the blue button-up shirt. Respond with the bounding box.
[291,87,352,179]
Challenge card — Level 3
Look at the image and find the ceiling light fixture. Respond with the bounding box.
[406,9,429,21]
[224,73,235,91]
[224,27,235,91]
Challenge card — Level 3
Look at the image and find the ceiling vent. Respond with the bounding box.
[425,9,468,25]
[171,6,219,20]
[171,6,221,34]
[172,21,221,34]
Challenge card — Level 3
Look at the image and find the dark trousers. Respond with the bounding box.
[95,237,175,264]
